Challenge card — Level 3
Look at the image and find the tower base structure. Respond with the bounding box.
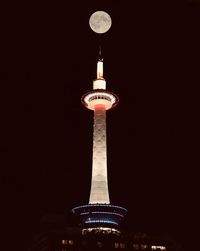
[72,204,127,233]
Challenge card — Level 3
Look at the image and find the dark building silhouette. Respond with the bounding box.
[27,213,179,251]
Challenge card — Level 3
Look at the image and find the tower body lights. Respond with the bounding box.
[83,57,118,204]
[72,54,127,231]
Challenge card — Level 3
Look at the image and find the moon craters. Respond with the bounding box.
[89,11,112,34]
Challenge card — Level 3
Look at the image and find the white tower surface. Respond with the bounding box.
[81,56,119,204]
[90,104,109,203]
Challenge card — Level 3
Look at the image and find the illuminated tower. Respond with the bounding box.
[84,51,117,204]
[72,49,127,233]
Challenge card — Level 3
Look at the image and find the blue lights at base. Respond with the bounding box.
[85,220,118,225]
[72,203,127,228]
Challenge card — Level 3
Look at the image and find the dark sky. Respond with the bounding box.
[1,1,200,250]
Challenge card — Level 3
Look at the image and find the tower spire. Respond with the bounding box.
[97,56,104,80]
[93,47,106,89]
[99,45,102,58]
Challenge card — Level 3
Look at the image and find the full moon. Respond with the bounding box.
[89,11,112,34]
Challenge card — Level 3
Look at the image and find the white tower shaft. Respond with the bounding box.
[89,104,110,204]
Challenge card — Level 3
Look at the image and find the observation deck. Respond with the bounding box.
[81,89,119,111]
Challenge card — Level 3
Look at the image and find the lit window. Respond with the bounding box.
[61,240,74,246]
[68,240,74,245]
[133,244,139,250]
[141,244,148,250]
[114,242,120,248]
[62,240,67,245]
[151,245,166,250]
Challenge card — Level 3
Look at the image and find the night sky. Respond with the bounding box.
[1,1,200,251]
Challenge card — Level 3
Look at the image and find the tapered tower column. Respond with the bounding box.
[81,56,119,204]
[72,54,127,231]
[90,104,109,204]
